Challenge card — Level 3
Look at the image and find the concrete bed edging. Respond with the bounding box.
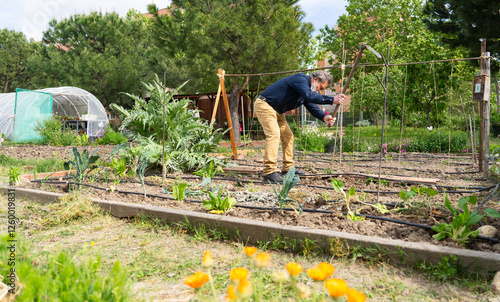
[7,187,500,274]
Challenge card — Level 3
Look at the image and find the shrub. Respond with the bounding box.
[110,76,227,172]
[375,130,469,153]
[34,117,78,146]
[296,127,328,152]
[417,130,468,153]
[97,128,128,145]
[355,120,371,127]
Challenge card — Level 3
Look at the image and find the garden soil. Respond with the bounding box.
[6,144,500,253]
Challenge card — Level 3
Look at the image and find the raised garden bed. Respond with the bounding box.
[8,145,500,274]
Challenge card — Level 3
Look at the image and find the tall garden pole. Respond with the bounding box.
[474,40,491,176]
[484,50,491,177]
[377,46,390,202]
[218,69,238,159]
[162,72,167,185]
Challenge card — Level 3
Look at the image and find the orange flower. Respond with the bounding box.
[286,262,303,277]
[318,262,335,278]
[226,284,236,301]
[202,250,214,268]
[346,288,367,302]
[184,271,210,289]
[244,246,258,257]
[236,277,253,298]
[230,267,249,281]
[253,252,271,268]
[325,278,348,298]
[306,267,329,281]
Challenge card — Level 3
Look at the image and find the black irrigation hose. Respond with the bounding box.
[32,179,500,244]
[45,172,497,195]
[140,172,498,195]
[477,184,500,212]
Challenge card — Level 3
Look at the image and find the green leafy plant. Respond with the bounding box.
[431,194,482,245]
[9,166,22,185]
[76,133,90,146]
[34,117,79,146]
[194,160,224,178]
[202,189,236,214]
[97,128,128,145]
[0,234,131,301]
[63,147,100,185]
[270,168,303,215]
[108,157,128,178]
[331,179,364,221]
[418,255,463,282]
[318,191,332,201]
[172,183,188,203]
[110,77,227,173]
[136,156,150,198]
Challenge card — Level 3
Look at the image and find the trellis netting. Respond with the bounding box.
[0,86,109,142]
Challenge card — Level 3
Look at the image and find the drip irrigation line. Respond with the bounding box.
[477,184,500,212]
[31,179,500,244]
[35,173,497,194]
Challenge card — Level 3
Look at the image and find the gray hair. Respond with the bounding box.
[310,71,333,86]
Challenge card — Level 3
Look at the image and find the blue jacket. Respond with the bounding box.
[259,73,334,121]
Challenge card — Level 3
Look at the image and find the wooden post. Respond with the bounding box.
[474,40,491,176]
[218,69,238,159]
[210,83,222,125]
[483,48,491,177]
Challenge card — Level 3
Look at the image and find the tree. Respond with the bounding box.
[319,0,459,128]
[148,0,313,142]
[423,0,500,72]
[0,29,34,93]
[28,10,154,107]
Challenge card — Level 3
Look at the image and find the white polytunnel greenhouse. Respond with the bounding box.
[0,86,108,142]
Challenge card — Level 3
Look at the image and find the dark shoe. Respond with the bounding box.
[263,172,284,184]
[282,168,306,176]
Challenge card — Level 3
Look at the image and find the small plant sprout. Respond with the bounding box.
[431,193,486,245]
[108,157,127,178]
[202,189,236,214]
[136,156,150,198]
[398,186,439,216]
[270,167,303,216]
[9,166,22,185]
[194,160,224,178]
[318,191,332,201]
[172,183,188,203]
[331,179,364,221]
[64,147,100,188]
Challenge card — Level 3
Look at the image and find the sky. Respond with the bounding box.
[0,0,348,41]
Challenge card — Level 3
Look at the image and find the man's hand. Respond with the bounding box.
[333,94,346,105]
[323,115,336,127]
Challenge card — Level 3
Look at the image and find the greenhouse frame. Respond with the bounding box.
[0,86,109,142]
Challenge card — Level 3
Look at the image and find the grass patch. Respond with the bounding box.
[0,153,64,175]
[28,192,102,228]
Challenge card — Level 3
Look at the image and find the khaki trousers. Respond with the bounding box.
[254,98,294,175]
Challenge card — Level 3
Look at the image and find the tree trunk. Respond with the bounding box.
[228,77,249,143]
[495,75,499,113]
[3,78,9,93]
[426,103,431,127]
